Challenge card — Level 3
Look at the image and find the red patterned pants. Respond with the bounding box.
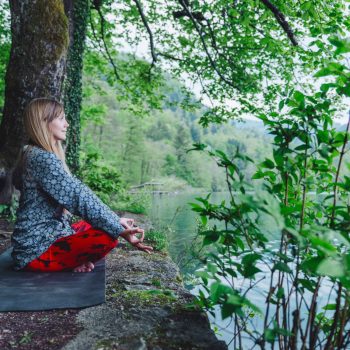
[24,220,118,272]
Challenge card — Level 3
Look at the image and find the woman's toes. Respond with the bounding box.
[73,262,95,273]
[74,265,86,273]
[86,262,95,270]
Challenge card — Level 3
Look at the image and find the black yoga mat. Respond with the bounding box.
[0,249,105,312]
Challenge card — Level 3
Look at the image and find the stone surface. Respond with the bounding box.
[62,248,227,350]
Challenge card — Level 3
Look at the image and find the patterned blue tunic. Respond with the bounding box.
[11,146,124,270]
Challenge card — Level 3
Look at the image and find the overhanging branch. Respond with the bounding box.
[175,0,239,89]
[94,5,124,81]
[260,0,298,46]
[132,0,157,67]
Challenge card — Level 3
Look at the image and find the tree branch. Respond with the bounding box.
[157,51,183,62]
[175,0,239,89]
[331,110,350,227]
[259,0,298,46]
[173,9,205,21]
[132,0,157,78]
[93,6,123,82]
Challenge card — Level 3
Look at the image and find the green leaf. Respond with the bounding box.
[235,237,245,251]
[294,144,311,151]
[317,258,345,278]
[242,265,262,278]
[329,37,350,55]
[301,256,323,274]
[261,159,275,169]
[201,230,220,246]
[323,303,337,310]
[298,278,315,292]
[264,328,276,343]
[276,287,284,299]
[242,253,261,265]
[293,91,305,103]
[314,68,332,77]
[273,262,292,273]
[200,215,208,226]
[210,282,232,304]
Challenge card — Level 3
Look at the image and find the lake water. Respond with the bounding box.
[149,192,337,349]
[149,191,248,347]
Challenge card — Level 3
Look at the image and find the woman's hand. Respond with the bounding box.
[119,217,135,229]
[119,218,153,254]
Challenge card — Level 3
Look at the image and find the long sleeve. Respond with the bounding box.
[27,147,124,239]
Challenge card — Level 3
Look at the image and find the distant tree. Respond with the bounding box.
[172,124,195,184]
[146,119,171,141]
[121,116,144,185]
[190,125,201,143]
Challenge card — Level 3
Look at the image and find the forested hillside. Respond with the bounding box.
[80,57,273,192]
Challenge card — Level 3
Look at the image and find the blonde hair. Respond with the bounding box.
[23,98,70,173]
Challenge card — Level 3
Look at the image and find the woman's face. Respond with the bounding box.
[49,113,69,142]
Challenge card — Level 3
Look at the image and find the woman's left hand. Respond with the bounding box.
[120,217,135,229]
[119,217,154,254]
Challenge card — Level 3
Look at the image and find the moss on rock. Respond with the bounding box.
[115,289,178,306]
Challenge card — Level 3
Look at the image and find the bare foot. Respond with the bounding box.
[73,261,95,273]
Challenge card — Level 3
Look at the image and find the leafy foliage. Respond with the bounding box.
[191,38,350,348]
[99,0,349,125]
[78,148,123,205]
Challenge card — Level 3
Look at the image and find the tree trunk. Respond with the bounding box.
[0,0,71,203]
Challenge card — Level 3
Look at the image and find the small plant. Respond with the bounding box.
[0,197,18,222]
[145,230,168,252]
[19,331,33,345]
[151,278,162,287]
[114,289,177,305]
[78,149,123,207]
[116,189,151,214]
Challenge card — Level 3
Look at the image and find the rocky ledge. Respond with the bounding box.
[62,246,227,350]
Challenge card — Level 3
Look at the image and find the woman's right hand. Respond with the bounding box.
[119,227,153,254]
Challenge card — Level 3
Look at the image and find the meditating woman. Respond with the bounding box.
[11,97,152,273]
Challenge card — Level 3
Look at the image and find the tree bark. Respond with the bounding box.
[0,0,70,202]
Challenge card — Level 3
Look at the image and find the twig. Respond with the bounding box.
[176,0,239,89]
[336,291,349,348]
[301,277,321,350]
[331,110,350,227]
[94,5,123,82]
[132,0,157,79]
[324,283,343,349]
